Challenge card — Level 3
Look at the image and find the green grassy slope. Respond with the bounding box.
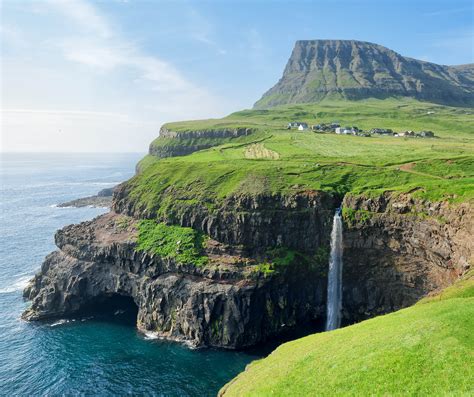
[124,99,474,214]
[220,272,474,396]
[164,98,474,139]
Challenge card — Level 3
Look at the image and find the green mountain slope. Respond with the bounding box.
[126,99,474,217]
[254,40,474,108]
[220,272,474,396]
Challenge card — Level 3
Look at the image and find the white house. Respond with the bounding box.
[335,127,353,135]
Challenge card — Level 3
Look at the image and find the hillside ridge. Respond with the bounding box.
[254,40,474,108]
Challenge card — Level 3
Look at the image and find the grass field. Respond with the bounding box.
[126,98,474,215]
[127,99,474,396]
[220,271,474,396]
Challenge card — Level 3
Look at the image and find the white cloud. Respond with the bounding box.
[1,108,130,119]
[2,0,232,152]
[46,0,113,38]
[1,107,154,152]
[0,24,28,48]
[49,1,204,93]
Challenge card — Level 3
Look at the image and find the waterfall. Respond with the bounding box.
[326,208,343,331]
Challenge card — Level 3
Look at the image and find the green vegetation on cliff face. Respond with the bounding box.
[136,221,208,266]
[220,272,474,396]
[122,99,473,218]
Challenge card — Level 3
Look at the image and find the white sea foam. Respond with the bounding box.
[0,275,32,294]
[50,319,70,327]
[140,331,198,348]
[143,331,160,340]
[50,204,74,209]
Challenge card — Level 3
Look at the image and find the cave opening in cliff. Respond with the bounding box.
[78,293,139,326]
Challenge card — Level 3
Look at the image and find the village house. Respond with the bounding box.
[370,128,393,135]
[418,130,435,138]
[298,123,309,131]
[289,120,434,139]
[311,122,341,133]
[335,126,359,135]
[287,121,308,130]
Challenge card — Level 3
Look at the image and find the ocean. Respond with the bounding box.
[0,153,260,396]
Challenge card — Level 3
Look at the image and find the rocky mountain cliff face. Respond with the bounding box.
[23,189,472,348]
[341,193,472,323]
[148,127,253,159]
[113,189,336,255]
[254,40,474,108]
[22,210,328,349]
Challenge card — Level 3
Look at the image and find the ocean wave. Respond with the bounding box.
[50,204,73,209]
[143,331,160,340]
[0,275,32,294]
[50,319,72,327]
[140,332,198,348]
[50,204,110,210]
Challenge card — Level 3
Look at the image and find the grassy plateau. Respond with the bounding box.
[126,98,473,395]
[129,98,473,216]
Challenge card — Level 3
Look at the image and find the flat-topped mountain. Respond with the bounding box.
[254,40,474,108]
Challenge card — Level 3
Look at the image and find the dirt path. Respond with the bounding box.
[398,162,444,179]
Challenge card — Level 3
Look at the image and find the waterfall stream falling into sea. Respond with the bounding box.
[326,208,343,331]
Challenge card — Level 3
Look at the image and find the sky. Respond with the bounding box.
[1,0,473,152]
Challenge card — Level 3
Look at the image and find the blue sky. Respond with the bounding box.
[1,0,473,152]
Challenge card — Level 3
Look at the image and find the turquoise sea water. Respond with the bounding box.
[0,153,260,396]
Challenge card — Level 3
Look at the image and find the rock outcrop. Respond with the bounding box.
[254,40,474,108]
[149,127,253,159]
[23,187,472,348]
[341,193,473,323]
[113,190,336,255]
[22,212,326,349]
[57,186,116,208]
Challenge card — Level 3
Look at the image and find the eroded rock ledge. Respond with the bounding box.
[149,127,254,159]
[23,212,326,348]
[341,193,472,322]
[23,191,472,348]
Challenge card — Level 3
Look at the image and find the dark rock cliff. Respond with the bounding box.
[341,193,472,323]
[113,190,336,255]
[149,127,253,159]
[22,212,326,349]
[254,40,474,108]
[23,188,472,348]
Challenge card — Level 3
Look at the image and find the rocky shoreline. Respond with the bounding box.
[22,189,472,348]
[56,187,115,209]
[22,211,327,348]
